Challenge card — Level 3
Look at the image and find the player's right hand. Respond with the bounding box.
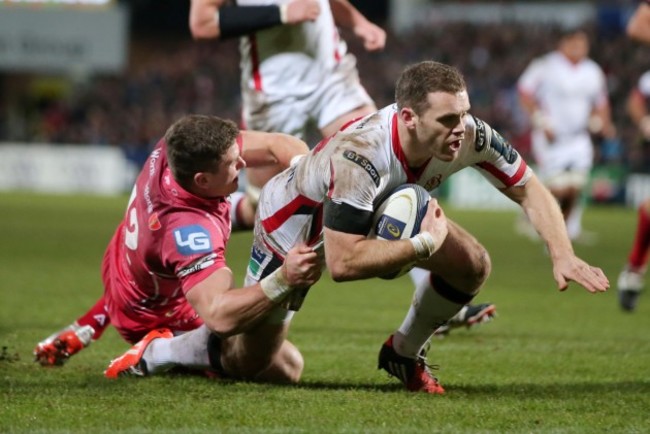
[282,243,323,288]
[285,0,321,24]
[419,198,449,253]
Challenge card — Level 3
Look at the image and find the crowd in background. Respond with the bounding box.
[0,21,648,172]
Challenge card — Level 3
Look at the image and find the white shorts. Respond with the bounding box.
[531,132,593,189]
[242,54,373,140]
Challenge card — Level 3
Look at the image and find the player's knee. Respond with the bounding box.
[461,245,491,291]
[279,345,304,384]
[252,342,304,384]
[472,245,492,285]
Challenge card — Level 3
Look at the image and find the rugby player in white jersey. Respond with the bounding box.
[238,61,608,393]
[190,0,382,140]
[190,0,496,333]
[517,27,616,243]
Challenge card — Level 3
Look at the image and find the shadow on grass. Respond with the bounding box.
[10,370,650,398]
[295,379,650,397]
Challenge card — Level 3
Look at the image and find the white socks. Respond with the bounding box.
[566,205,583,241]
[143,325,212,374]
[395,272,467,358]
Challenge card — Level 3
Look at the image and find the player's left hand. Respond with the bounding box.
[552,255,609,293]
[354,22,386,51]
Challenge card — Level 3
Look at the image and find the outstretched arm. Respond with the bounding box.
[239,130,309,170]
[502,174,609,293]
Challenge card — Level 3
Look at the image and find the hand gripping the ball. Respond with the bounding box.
[410,199,448,260]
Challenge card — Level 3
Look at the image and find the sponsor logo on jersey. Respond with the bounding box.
[490,129,518,164]
[376,215,406,240]
[473,116,487,151]
[148,213,161,231]
[424,174,442,191]
[248,246,267,278]
[343,150,380,187]
[173,225,212,255]
[178,253,218,277]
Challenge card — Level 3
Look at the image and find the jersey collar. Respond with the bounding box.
[390,112,429,183]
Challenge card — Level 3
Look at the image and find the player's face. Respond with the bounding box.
[415,90,470,162]
[560,32,589,63]
[202,142,246,198]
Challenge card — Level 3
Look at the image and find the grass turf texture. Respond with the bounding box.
[1,192,649,433]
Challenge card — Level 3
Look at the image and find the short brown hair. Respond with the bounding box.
[395,61,467,116]
[165,115,239,190]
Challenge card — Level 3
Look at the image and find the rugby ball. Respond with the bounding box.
[368,184,430,280]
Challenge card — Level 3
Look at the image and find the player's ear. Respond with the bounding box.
[194,172,210,190]
[399,107,417,128]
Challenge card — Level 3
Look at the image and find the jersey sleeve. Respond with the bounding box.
[517,57,544,96]
[323,145,382,235]
[470,116,532,189]
[161,212,229,294]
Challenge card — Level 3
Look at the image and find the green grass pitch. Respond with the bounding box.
[1,191,649,433]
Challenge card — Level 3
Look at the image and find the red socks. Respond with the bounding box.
[628,205,650,271]
[76,297,110,340]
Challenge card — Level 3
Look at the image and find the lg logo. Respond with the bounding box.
[174,225,212,255]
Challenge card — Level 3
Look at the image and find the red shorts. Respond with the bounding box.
[100,244,204,344]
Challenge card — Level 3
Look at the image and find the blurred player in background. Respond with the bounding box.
[517,27,616,244]
[34,115,321,382]
[190,0,497,333]
[617,0,650,311]
[189,0,382,141]
[189,0,381,201]
[124,61,608,394]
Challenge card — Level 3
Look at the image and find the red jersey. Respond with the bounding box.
[102,139,236,342]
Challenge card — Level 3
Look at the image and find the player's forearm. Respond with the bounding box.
[241,131,308,169]
[190,267,294,337]
[329,0,366,29]
[265,133,309,169]
[203,286,278,337]
[325,237,418,281]
[519,177,574,260]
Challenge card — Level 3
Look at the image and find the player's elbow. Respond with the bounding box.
[327,259,357,282]
[201,305,243,337]
[203,317,241,337]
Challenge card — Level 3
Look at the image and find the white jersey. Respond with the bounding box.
[518,51,608,181]
[238,0,346,102]
[518,51,609,141]
[255,104,532,256]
